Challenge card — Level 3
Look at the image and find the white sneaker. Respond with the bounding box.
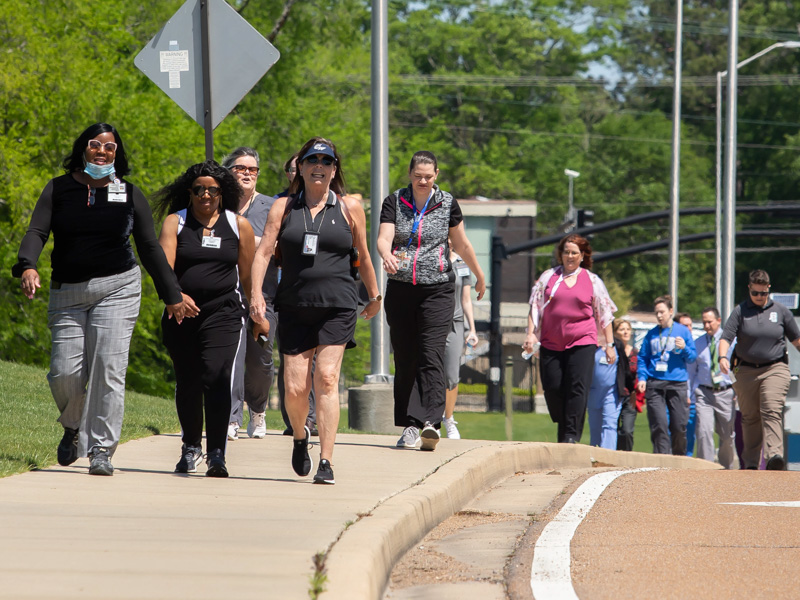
[396,426,420,449]
[443,416,461,439]
[227,422,239,441]
[420,423,441,451]
[247,409,267,439]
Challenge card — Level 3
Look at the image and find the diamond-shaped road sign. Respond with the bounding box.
[134,0,280,130]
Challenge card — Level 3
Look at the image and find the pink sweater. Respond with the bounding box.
[539,269,597,351]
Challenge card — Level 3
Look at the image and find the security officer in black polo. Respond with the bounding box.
[719,269,800,470]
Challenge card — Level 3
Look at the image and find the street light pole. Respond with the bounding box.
[564,168,579,230]
[668,0,683,310]
[716,39,800,318]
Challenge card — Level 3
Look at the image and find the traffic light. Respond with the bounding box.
[577,208,594,230]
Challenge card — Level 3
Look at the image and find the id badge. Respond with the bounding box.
[599,356,609,365]
[394,250,410,272]
[655,361,668,372]
[108,181,127,203]
[456,264,470,277]
[303,232,318,256]
[201,235,221,249]
[711,373,724,385]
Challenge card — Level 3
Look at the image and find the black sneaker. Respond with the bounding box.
[205,449,229,478]
[291,426,313,477]
[88,447,114,476]
[313,459,335,485]
[57,427,79,466]
[766,454,786,471]
[175,444,203,473]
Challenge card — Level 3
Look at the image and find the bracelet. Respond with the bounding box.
[720,356,729,362]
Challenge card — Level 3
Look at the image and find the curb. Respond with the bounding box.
[320,441,720,599]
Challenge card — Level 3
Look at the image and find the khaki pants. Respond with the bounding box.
[732,362,790,468]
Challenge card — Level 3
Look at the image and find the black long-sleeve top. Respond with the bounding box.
[12,173,182,305]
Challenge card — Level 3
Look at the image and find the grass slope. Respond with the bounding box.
[0,360,660,478]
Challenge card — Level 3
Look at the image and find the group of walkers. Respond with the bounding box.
[13,123,485,485]
[524,233,800,471]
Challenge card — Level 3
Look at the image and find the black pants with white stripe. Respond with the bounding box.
[385,278,455,429]
[163,301,244,456]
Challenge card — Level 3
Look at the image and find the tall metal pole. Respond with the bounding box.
[715,72,723,312]
[668,0,683,309]
[487,235,505,411]
[722,0,739,320]
[200,0,214,161]
[367,0,390,382]
[568,176,574,226]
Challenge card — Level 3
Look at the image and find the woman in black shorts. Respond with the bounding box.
[250,137,380,485]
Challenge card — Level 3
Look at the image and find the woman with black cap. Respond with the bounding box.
[250,137,381,485]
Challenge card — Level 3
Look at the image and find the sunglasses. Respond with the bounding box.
[305,156,335,166]
[87,186,96,207]
[230,165,260,176]
[749,290,769,297]
[87,140,117,153]
[191,185,221,198]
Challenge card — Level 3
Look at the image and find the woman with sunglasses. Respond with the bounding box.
[154,161,255,477]
[12,123,189,476]
[718,269,800,470]
[250,137,380,485]
[377,151,486,451]
[221,147,277,441]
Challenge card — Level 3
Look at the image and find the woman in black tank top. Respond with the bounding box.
[154,161,255,478]
[249,137,381,486]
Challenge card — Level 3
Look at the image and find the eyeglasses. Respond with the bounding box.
[87,186,96,207]
[305,156,335,166]
[286,167,297,174]
[230,165,260,176]
[87,140,117,153]
[191,185,221,198]
[749,290,770,297]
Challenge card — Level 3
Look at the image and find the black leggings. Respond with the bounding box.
[539,344,596,442]
[385,279,455,429]
[163,306,243,455]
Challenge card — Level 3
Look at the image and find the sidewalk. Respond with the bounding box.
[0,431,716,600]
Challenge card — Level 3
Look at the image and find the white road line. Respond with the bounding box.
[531,468,658,600]
[720,501,800,507]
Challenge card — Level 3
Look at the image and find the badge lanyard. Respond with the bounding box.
[404,190,433,251]
[541,266,581,314]
[658,324,674,360]
[301,191,329,256]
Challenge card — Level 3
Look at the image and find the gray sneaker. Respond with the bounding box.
[88,447,114,476]
[396,426,420,449]
[175,444,204,473]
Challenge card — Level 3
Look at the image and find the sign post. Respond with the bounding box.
[135,0,280,160]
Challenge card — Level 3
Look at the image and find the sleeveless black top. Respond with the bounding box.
[173,208,246,313]
[274,191,358,311]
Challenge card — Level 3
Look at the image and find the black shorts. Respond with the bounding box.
[277,306,357,355]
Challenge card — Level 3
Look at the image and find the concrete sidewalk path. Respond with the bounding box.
[0,431,715,600]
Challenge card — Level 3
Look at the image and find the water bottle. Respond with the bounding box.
[522,342,540,361]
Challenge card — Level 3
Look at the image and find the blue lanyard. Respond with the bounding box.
[405,190,434,249]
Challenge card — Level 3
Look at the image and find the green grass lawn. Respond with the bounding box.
[0,359,659,478]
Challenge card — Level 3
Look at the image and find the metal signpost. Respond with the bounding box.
[134,0,280,160]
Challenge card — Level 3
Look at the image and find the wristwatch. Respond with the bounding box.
[606,341,614,347]
[370,295,382,302]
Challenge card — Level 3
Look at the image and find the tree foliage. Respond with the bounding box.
[3,0,799,395]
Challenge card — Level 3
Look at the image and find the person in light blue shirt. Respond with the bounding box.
[687,307,737,469]
[636,295,697,455]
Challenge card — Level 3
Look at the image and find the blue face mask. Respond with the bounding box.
[84,161,116,181]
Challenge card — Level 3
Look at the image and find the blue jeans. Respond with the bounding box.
[47,267,141,457]
[588,347,622,450]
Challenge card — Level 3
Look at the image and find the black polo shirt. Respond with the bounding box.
[721,298,800,364]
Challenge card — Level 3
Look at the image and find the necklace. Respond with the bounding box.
[563,266,581,277]
[239,190,257,216]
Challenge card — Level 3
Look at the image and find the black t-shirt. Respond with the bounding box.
[275,193,358,310]
[722,298,800,363]
[13,173,181,304]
